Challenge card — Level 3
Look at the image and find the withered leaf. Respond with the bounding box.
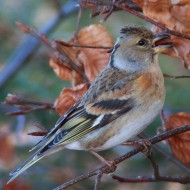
[133,0,190,68]
[50,24,113,85]
[165,112,190,166]
[54,83,88,115]
[77,24,114,83]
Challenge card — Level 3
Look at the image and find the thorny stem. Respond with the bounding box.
[54,124,190,190]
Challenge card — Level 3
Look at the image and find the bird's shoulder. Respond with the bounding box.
[81,66,140,105]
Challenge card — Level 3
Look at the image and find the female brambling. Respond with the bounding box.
[8,25,173,183]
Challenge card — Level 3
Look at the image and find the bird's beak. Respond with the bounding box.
[153,33,173,54]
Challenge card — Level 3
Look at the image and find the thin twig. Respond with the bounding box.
[74,5,83,41]
[147,153,160,179]
[81,0,190,40]
[114,141,190,184]
[4,94,53,107]
[94,171,103,190]
[0,1,78,89]
[54,124,190,190]
[115,4,190,40]
[6,105,54,115]
[163,73,190,79]
[55,40,112,50]
[16,22,89,84]
[4,94,54,115]
[112,175,190,184]
[139,130,190,173]
[54,42,89,84]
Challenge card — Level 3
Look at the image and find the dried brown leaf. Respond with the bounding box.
[152,26,190,68]
[166,36,190,69]
[133,0,190,68]
[54,83,88,115]
[50,24,113,85]
[49,54,83,86]
[165,112,190,166]
[77,24,114,83]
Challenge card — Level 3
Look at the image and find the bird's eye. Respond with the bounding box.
[137,39,148,46]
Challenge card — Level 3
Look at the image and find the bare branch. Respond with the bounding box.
[112,175,190,184]
[54,124,190,190]
[4,94,54,115]
[147,153,160,179]
[16,22,89,84]
[94,171,103,190]
[115,3,190,40]
[163,73,190,79]
[0,2,78,89]
[55,40,112,50]
[80,0,190,40]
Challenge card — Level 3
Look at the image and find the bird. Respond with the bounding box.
[8,25,173,183]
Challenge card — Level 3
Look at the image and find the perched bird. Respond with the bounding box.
[8,25,173,183]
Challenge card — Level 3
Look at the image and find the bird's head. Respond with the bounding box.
[110,25,173,72]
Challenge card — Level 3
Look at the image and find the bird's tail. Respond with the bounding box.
[7,144,63,184]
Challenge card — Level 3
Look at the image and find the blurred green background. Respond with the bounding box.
[0,0,190,190]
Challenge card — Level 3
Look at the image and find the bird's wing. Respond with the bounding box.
[29,100,81,151]
[44,67,139,146]
[31,67,138,150]
[8,68,140,183]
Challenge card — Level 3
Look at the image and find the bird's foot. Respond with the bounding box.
[90,150,116,173]
[122,139,152,156]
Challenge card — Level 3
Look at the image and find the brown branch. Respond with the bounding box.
[147,153,160,179]
[16,22,89,84]
[80,0,190,40]
[115,4,190,40]
[27,131,48,136]
[53,42,89,84]
[54,124,190,190]
[74,5,83,41]
[55,40,112,50]
[4,94,54,115]
[94,171,103,190]
[0,2,78,89]
[113,145,190,184]
[112,175,190,184]
[163,73,190,79]
[139,131,190,173]
[112,151,190,184]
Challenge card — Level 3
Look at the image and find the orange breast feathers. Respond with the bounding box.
[134,72,165,102]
